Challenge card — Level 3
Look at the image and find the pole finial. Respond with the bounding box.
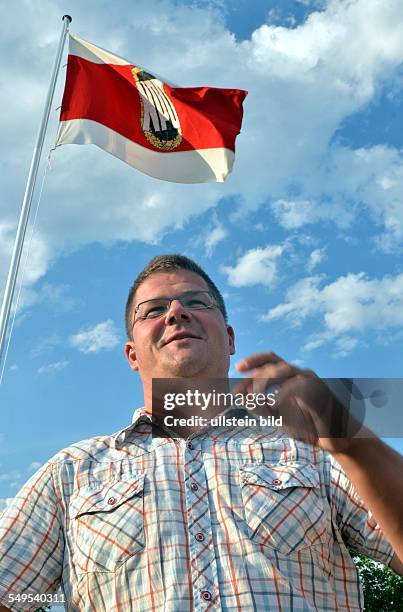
[62,15,72,23]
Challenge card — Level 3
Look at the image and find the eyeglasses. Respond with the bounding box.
[133,291,217,323]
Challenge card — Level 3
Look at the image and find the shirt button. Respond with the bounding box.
[272,478,281,486]
[190,482,199,491]
[187,442,194,450]
[107,497,117,505]
[201,591,212,601]
[195,532,205,542]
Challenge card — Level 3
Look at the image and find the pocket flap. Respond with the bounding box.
[70,474,145,518]
[240,462,319,490]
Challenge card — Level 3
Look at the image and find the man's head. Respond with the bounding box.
[124,255,235,385]
[125,254,227,339]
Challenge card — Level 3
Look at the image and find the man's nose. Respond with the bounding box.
[164,299,192,324]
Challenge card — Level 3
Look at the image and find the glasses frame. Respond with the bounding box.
[132,290,218,325]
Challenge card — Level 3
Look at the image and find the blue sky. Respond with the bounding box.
[1,0,403,510]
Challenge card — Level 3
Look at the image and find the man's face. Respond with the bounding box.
[124,270,235,382]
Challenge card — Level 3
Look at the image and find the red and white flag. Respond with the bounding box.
[56,35,247,183]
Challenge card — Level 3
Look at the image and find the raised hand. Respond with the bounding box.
[235,351,362,452]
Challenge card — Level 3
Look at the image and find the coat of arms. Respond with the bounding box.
[132,67,182,150]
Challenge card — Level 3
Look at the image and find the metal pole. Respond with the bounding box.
[0,15,72,371]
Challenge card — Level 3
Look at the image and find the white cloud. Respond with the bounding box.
[28,461,42,472]
[36,283,79,312]
[0,223,14,287]
[333,335,359,357]
[0,498,13,513]
[270,198,354,230]
[31,333,61,358]
[306,247,326,272]
[262,272,403,354]
[295,0,325,6]
[222,244,284,287]
[269,146,403,252]
[205,224,228,255]
[1,0,403,310]
[69,320,119,354]
[314,145,403,252]
[38,360,69,375]
[0,222,54,313]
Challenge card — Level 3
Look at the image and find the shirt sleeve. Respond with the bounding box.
[328,454,394,566]
[0,462,64,612]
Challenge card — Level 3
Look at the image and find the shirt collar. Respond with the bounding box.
[113,406,282,448]
[113,407,151,448]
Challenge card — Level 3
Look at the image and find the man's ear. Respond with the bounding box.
[124,341,139,372]
[226,325,236,356]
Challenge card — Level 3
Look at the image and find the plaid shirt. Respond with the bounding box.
[0,408,393,611]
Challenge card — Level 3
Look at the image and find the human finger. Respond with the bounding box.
[235,351,283,372]
[247,360,300,394]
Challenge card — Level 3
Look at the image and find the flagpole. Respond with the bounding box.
[0,15,72,372]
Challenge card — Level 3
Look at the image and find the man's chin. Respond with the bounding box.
[161,353,207,378]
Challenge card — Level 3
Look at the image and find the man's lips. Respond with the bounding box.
[163,332,202,345]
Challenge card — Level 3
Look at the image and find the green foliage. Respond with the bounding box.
[351,551,403,612]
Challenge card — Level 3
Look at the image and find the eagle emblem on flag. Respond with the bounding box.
[132,67,182,151]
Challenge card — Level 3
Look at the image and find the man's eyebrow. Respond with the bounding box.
[135,290,208,306]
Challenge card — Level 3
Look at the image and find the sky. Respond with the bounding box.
[1,0,403,520]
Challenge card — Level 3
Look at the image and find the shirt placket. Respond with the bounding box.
[184,438,221,611]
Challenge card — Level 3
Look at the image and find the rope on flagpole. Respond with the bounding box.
[0,159,51,386]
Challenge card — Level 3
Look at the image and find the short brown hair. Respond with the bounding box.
[125,254,227,338]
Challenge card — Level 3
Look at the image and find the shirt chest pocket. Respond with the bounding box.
[239,463,328,555]
[69,474,145,573]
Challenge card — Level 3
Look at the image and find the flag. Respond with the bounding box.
[56,35,247,183]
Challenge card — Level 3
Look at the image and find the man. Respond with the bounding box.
[0,254,402,611]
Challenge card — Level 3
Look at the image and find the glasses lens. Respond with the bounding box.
[135,292,214,322]
[138,298,170,320]
[181,292,213,309]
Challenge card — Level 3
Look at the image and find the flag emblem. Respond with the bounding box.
[57,35,247,183]
[132,67,182,151]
